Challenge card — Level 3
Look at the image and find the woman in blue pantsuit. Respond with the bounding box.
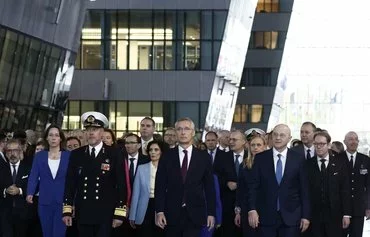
[27,125,70,237]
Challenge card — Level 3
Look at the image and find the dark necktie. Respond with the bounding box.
[209,150,214,163]
[129,158,135,184]
[320,158,327,174]
[181,150,188,183]
[91,147,96,159]
[306,149,312,160]
[349,155,354,169]
[12,164,17,184]
[276,154,283,210]
[235,154,240,176]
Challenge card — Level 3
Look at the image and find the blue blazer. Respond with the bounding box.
[129,162,152,224]
[27,150,71,205]
[248,148,310,226]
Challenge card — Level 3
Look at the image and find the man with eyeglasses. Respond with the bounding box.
[163,128,177,148]
[139,117,156,155]
[306,131,351,237]
[248,124,310,237]
[155,117,215,237]
[0,139,33,237]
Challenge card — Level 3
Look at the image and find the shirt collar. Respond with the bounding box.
[233,150,245,158]
[179,145,193,154]
[346,150,357,159]
[304,145,314,151]
[89,141,103,153]
[129,152,139,159]
[10,160,20,166]
[273,147,288,158]
[317,154,330,162]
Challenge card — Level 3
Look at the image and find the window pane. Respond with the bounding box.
[128,102,151,131]
[130,11,153,40]
[117,10,129,39]
[129,40,152,70]
[81,40,102,69]
[116,101,127,131]
[213,41,221,69]
[62,102,69,130]
[185,41,200,70]
[153,102,163,132]
[176,41,184,70]
[241,105,248,122]
[82,11,103,40]
[213,11,227,40]
[105,40,117,69]
[165,11,176,40]
[185,11,200,40]
[233,105,241,122]
[117,40,128,69]
[201,11,212,40]
[109,101,116,130]
[201,41,212,70]
[272,0,279,12]
[176,102,200,129]
[251,105,263,123]
[153,41,164,70]
[176,11,185,40]
[75,46,81,69]
[81,101,95,113]
[154,11,165,40]
[0,31,17,99]
[68,101,80,130]
[165,41,175,70]
[105,11,117,39]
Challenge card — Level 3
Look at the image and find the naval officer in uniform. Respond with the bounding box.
[62,112,127,237]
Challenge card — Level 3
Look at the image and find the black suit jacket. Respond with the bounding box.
[211,148,225,171]
[291,144,315,159]
[63,144,127,224]
[248,148,310,226]
[155,146,216,226]
[338,151,370,216]
[0,161,33,220]
[306,155,351,221]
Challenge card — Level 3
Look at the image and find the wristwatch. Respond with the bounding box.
[234,206,241,215]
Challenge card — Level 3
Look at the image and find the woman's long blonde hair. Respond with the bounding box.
[243,135,266,169]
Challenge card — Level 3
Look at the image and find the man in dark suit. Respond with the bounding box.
[291,121,316,159]
[204,131,225,170]
[0,139,33,237]
[62,112,128,237]
[339,131,370,237]
[139,117,156,155]
[306,131,351,237]
[248,124,310,237]
[155,117,216,237]
[112,133,150,237]
[215,130,246,237]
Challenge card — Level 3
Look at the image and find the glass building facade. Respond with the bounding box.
[75,10,227,71]
[0,25,76,131]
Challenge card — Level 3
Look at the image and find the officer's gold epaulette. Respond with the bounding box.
[114,205,127,217]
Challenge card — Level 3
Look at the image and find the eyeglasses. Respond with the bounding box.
[6,149,20,154]
[176,127,193,132]
[125,141,138,145]
[313,142,327,147]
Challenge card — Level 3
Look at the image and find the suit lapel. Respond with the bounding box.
[267,149,278,186]
[43,154,54,179]
[354,154,362,171]
[55,152,68,180]
[185,147,198,184]
[281,151,292,185]
[15,162,25,184]
[175,147,183,183]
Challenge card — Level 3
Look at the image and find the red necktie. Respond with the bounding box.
[181,150,188,183]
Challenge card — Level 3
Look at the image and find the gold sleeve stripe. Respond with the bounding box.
[114,206,127,217]
[63,205,72,214]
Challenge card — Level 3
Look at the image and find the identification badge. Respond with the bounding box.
[101,163,110,171]
[360,169,368,175]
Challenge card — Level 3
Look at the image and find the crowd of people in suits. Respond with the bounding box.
[0,114,369,237]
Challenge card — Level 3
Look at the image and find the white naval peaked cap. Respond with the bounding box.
[81,111,109,128]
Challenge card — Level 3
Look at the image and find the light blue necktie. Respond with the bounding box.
[276,154,283,210]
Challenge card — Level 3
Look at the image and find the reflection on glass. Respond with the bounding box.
[82,11,102,40]
[251,105,263,123]
[201,11,212,40]
[129,40,152,70]
[213,11,227,40]
[185,41,200,70]
[153,41,164,70]
[165,41,175,70]
[201,41,212,70]
[81,40,102,69]
[185,11,200,40]
[109,101,116,130]
[117,40,128,70]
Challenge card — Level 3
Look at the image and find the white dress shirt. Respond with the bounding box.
[218,145,229,152]
[128,152,139,175]
[179,145,193,169]
[141,137,154,153]
[89,141,103,157]
[4,161,23,196]
[150,162,157,198]
[346,151,357,168]
[304,145,315,158]
[48,159,61,179]
[233,150,244,164]
[317,155,329,170]
[273,148,288,176]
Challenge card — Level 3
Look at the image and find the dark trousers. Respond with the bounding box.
[165,207,201,237]
[137,198,164,237]
[217,211,242,237]
[259,212,300,237]
[345,216,364,237]
[309,219,342,237]
[111,220,137,237]
[1,210,29,237]
[78,222,111,237]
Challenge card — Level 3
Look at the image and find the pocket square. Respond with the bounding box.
[21,175,28,179]
[333,172,338,175]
